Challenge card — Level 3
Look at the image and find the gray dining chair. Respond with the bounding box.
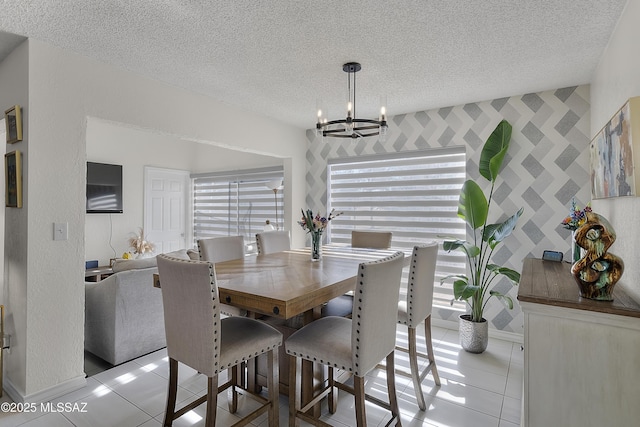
[396,243,441,410]
[156,254,282,427]
[322,230,394,317]
[351,230,393,249]
[256,230,291,255]
[286,251,405,427]
[197,236,245,317]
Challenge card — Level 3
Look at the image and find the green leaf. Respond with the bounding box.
[443,240,480,258]
[457,180,488,230]
[487,264,521,284]
[483,207,524,244]
[301,208,314,231]
[489,291,514,309]
[440,274,469,285]
[491,207,524,243]
[482,223,500,242]
[453,279,479,301]
[479,120,512,182]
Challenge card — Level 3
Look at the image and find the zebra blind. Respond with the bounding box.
[327,147,467,313]
[192,167,284,254]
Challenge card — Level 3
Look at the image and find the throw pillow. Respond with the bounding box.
[187,249,199,260]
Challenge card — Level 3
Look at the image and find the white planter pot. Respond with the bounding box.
[459,314,488,353]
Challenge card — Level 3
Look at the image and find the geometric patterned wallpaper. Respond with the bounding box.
[304,85,591,334]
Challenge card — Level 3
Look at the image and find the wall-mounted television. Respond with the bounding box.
[86,162,123,214]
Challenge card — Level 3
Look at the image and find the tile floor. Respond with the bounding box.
[0,325,522,427]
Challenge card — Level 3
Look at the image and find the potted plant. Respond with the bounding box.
[441,120,523,353]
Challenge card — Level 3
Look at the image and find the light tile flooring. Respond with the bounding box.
[0,325,522,427]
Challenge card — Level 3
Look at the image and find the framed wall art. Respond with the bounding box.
[590,97,640,199]
[5,150,22,208]
[4,105,23,144]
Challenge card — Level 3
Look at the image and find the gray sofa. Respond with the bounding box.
[84,250,193,365]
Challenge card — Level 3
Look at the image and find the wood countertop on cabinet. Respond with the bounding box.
[517,257,640,318]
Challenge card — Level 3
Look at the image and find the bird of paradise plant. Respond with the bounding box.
[441,120,524,322]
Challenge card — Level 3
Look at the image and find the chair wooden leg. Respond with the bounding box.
[289,354,300,427]
[163,358,178,426]
[267,348,279,427]
[354,375,367,427]
[424,316,441,386]
[386,352,402,427]
[206,375,218,427]
[408,326,426,411]
[328,366,337,414]
[229,366,239,413]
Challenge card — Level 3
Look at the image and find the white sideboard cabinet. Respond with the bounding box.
[518,258,640,427]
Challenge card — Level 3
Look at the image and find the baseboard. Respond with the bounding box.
[432,318,524,344]
[4,374,87,404]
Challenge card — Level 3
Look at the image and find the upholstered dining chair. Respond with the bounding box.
[396,243,441,411]
[156,254,282,427]
[286,251,405,427]
[256,230,291,255]
[351,230,393,249]
[322,230,394,317]
[197,236,245,317]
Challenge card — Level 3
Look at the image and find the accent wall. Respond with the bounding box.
[305,85,591,334]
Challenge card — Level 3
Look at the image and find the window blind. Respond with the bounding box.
[327,147,467,313]
[192,167,284,254]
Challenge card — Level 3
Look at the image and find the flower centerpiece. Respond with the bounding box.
[128,227,155,258]
[561,198,591,263]
[298,208,341,261]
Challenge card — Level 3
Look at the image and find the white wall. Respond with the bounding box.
[590,0,640,303]
[0,40,29,397]
[2,38,305,401]
[0,121,6,301]
[85,119,283,264]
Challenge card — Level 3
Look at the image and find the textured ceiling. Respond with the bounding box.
[0,0,628,130]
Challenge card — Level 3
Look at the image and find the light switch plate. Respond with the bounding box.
[54,222,68,241]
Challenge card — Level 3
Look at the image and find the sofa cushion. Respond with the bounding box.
[111,249,193,273]
[112,257,157,273]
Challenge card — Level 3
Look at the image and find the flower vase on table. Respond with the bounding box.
[310,231,322,261]
[561,198,591,264]
[298,208,342,262]
[129,227,155,254]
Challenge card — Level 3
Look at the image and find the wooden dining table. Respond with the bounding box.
[215,245,406,406]
[214,245,401,320]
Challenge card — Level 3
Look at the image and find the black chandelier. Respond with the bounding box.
[316,62,387,140]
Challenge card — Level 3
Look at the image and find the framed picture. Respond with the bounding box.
[5,150,22,208]
[4,105,23,144]
[590,97,640,199]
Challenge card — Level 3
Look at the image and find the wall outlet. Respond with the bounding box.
[54,222,68,241]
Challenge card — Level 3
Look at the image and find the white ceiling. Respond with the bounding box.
[0,0,629,130]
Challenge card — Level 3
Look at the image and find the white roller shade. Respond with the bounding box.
[192,167,284,254]
[327,148,467,313]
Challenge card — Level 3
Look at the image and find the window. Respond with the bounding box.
[327,147,467,313]
[192,166,284,254]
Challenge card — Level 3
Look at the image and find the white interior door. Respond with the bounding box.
[144,167,190,253]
